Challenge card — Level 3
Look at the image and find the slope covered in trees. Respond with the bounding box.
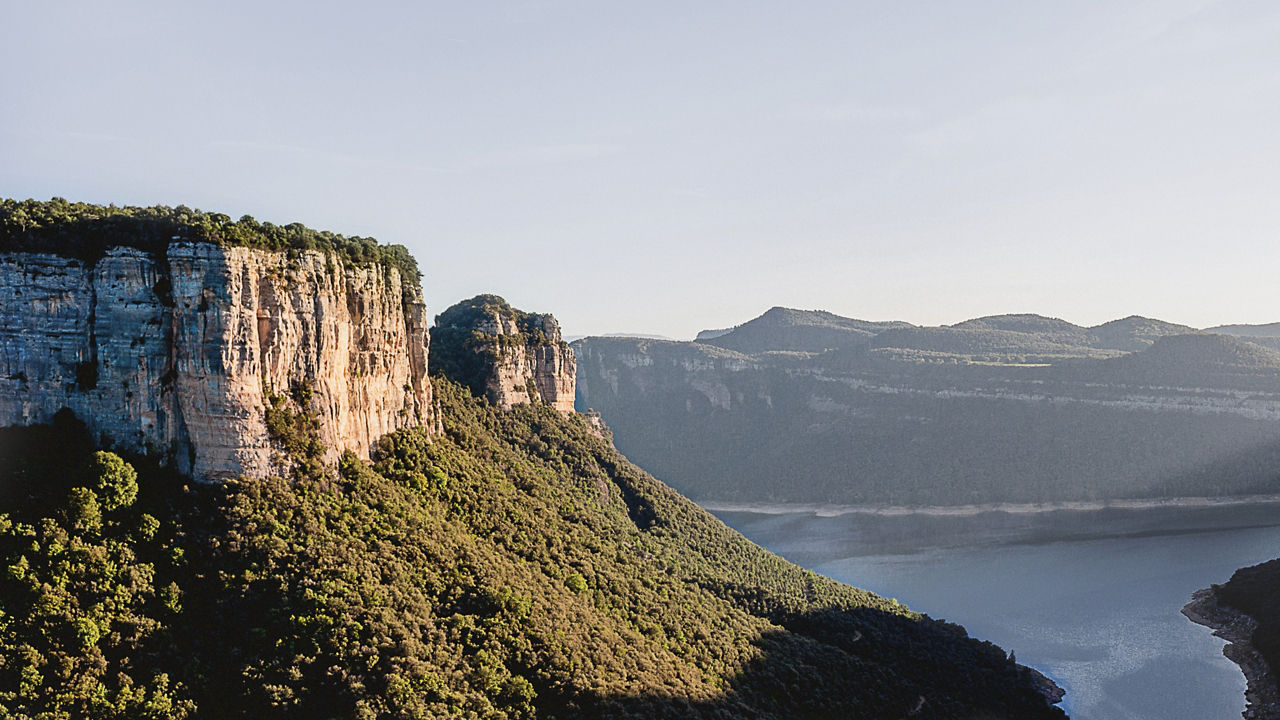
[0,382,1064,718]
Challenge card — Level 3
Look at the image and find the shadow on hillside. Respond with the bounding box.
[1150,434,1280,499]
[0,409,93,510]
[0,410,188,517]
[549,606,1068,720]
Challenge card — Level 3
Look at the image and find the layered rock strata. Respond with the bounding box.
[0,242,431,480]
[484,313,576,413]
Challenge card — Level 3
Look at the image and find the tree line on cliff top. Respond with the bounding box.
[0,198,419,284]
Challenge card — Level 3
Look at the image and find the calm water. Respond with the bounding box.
[711,504,1280,720]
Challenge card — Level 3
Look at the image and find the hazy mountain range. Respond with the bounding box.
[575,307,1280,506]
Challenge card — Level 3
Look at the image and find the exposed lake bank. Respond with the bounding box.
[1183,587,1280,720]
[708,500,1280,560]
[701,494,1280,518]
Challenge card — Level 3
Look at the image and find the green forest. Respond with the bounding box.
[0,380,1064,719]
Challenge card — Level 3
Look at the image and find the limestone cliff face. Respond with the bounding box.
[484,314,576,413]
[431,295,576,414]
[0,242,431,480]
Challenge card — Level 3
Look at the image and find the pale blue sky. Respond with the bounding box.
[4,1,1279,338]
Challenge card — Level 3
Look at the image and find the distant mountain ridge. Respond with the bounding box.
[698,307,913,354]
[1208,322,1280,338]
[695,308,1224,359]
[1089,315,1198,352]
[950,313,1085,335]
[579,307,1280,506]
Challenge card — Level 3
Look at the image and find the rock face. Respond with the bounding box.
[484,314,576,413]
[0,242,431,481]
[430,294,575,413]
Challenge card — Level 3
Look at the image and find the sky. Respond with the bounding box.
[3,1,1280,339]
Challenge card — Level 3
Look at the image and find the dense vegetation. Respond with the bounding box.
[0,411,193,717]
[0,198,419,284]
[1215,558,1280,696]
[430,295,562,399]
[1,381,1064,718]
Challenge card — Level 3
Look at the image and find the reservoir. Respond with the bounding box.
[710,503,1280,720]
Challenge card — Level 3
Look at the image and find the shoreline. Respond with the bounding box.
[1182,587,1280,720]
[699,494,1280,518]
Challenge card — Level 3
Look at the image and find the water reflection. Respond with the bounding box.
[712,505,1280,720]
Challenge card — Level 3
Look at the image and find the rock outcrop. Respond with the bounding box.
[1183,587,1280,720]
[0,242,431,480]
[430,294,575,413]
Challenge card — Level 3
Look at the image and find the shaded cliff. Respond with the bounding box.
[430,294,575,413]
[0,240,431,481]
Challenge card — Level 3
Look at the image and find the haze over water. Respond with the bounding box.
[713,505,1280,720]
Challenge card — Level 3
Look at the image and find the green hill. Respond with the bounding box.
[1202,557,1280,701]
[950,313,1086,337]
[1087,316,1198,352]
[1108,333,1280,385]
[0,382,1064,719]
[869,326,1110,362]
[1206,322,1280,338]
[699,307,912,354]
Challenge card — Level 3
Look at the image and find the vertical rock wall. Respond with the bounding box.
[486,315,577,414]
[431,295,576,414]
[0,242,431,481]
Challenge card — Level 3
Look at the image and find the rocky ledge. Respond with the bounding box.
[1183,587,1280,720]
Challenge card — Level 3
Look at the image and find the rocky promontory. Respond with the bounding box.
[429,294,575,413]
[1183,587,1280,720]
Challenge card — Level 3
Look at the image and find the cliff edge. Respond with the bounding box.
[0,201,431,480]
[429,294,575,413]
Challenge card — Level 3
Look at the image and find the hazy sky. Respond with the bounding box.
[4,1,1279,338]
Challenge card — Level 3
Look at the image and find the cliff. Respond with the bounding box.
[0,242,431,480]
[430,294,575,413]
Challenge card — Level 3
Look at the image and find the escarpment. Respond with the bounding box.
[429,294,576,413]
[0,242,431,480]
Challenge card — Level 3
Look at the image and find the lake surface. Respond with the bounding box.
[711,503,1280,720]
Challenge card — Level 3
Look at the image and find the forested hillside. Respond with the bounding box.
[0,382,1064,719]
